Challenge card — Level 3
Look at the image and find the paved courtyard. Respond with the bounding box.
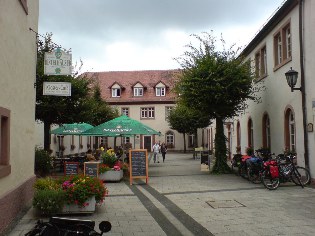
[7,152,315,236]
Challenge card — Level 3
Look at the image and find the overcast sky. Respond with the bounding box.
[39,0,285,73]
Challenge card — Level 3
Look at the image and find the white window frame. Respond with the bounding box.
[121,107,129,116]
[112,88,121,97]
[141,107,155,119]
[165,106,173,120]
[166,131,174,147]
[286,26,291,59]
[156,87,166,96]
[134,87,143,97]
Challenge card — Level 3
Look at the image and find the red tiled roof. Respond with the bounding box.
[84,70,180,105]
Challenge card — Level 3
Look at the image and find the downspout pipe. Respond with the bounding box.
[298,0,309,169]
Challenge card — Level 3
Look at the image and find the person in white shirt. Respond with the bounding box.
[152,142,160,163]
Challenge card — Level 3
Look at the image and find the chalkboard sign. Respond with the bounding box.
[84,162,99,177]
[129,149,148,185]
[64,162,79,176]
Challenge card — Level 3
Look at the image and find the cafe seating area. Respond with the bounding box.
[52,152,88,173]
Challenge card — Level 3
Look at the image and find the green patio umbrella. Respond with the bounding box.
[82,115,160,136]
[50,123,94,135]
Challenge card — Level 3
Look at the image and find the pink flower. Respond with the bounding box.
[113,165,121,171]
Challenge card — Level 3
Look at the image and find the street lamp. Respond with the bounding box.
[285,67,301,92]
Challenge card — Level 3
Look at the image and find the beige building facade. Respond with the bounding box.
[47,70,210,156]
[0,0,39,233]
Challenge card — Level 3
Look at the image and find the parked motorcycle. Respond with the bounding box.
[25,217,112,236]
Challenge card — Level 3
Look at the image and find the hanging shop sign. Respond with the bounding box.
[44,48,72,75]
[43,82,71,96]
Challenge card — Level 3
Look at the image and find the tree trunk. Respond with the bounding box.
[194,129,198,148]
[183,132,186,153]
[44,122,51,151]
[212,118,231,173]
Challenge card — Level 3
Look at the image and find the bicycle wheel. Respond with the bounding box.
[247,167,261,184]
[291,166,311,186]
[261,169,280,190]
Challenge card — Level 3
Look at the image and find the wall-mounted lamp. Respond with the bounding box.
[285,67,301,92]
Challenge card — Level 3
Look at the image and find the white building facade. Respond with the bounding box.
[229,0,315,182]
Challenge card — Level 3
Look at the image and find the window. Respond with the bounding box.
[141,107,155,119]
[262,114,271,149]
[165,106,173,120]
[112,88,121,97]
[274,21,291,68]
[0,107,11,178]
[156,87,165,96]
[134,87,143,96]
[255,45,267,79]
[188,134,195,148]
[123,137,130,144]
[285,108,295,151]
[285,26,292,59]
[255,51,261,78]
[121,107,129,116]
[236,121,241,147]
[247,118,254,148]
[166,131,174,148]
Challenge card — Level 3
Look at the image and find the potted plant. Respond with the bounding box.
[32,175,107,215]
[99,150,125,182]
[34,148,53,177]
[32,177,66,215]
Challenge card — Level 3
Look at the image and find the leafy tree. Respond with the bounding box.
[175,32,260,173]
[167,104,210,153]
[36,33,117,150]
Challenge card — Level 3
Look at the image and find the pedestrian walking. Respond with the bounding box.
[161,142,167,162]
[152,142,160,163]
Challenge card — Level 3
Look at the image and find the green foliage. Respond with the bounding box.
[36,33,118,149]
[175,32,261,173]
[246,147,254,156]
[175,32,259,119]
[167,104,210,152]
[33,177,60,191]
[35,148,53,177]
[101,150,118,168]
[33,189,65,215]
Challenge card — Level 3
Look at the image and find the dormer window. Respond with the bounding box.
[112,88,121,97]
[155,82,166,96]
[110,83,123,98]
[133,83,144,97]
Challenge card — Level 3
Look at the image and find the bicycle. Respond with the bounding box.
[247,149,273,184]
[25,217,111,236]
[261,153,311,190]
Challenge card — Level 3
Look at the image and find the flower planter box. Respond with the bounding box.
[61,196,96,214]
[99,170,123,182]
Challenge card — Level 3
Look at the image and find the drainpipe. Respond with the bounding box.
[298,0,309,169]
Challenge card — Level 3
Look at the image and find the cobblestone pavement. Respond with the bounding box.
[6,153,315,236]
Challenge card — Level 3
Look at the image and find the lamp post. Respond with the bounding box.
[285,67,301,92]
